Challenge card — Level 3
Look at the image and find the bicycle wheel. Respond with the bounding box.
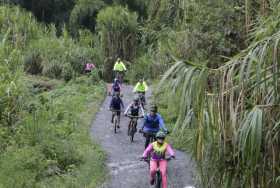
[127,121,132,136]
[155,170,162,188]
[114,116,118,134]
[130,122,136,142]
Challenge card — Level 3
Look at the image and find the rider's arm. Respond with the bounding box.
[113,62,117,71]
[121,62,127,71]
[158,114,167,132]
[124,103,132,115]
[166,144,175,157]
[143,81,148,91]
[140,105,145,117]
[120,98,125,109]
[133,83,139,93]
[140,115,147,130]
[143,143,153,158]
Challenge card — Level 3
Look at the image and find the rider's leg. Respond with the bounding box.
[111,114,114,123]
[159,160,168,188]
[144,134,151,149]
[149,160,158,185]
[143,92,146,104]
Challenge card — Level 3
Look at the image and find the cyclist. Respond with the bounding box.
[124,97,145,134]
[110,78,121,96]
[140,105,167,149]
[109,92,124,128]
[133,78,148,105]
[113,58,127,82]
[142,131,175,188]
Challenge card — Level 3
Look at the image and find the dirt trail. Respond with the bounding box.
[91,85,196,188]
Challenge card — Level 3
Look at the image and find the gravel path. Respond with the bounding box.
[91,85,196,188]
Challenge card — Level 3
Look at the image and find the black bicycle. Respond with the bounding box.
[141,156,174,188]
[126,115,143,142]
[137,92,146,108]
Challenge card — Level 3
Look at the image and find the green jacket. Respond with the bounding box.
[113,61,127,72]
[133,81,148,92]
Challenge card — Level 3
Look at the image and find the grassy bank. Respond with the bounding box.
[0,76,107,188]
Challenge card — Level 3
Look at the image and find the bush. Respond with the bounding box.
[90,68,100,83]
[24,51,43,75]
[42,60,63,79]
[62,64,74,82]
[0,146,47,188]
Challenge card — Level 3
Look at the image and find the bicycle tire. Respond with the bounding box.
[127,120,132,136]
[130,122,136,142]
[155,170,162,188]
[114,116,117,134]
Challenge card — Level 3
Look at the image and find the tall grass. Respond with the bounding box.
[157,3,280,187]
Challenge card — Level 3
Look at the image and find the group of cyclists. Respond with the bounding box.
[108,58,175,188]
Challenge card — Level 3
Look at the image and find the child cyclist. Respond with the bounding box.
[110,78,121,96]
[109,92,124,128]
[142,131,175,188]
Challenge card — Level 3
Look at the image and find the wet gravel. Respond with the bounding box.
[91,85,197,188]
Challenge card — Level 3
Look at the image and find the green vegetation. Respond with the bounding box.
[1,0,280,187]
[0,5,106,188]
[0,76,106,187]
[156,1,280,187]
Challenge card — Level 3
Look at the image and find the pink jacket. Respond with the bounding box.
[85,63,95,71]
[143,142,175,161]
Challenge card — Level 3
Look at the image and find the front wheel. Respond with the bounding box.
[127,121,132,136]
[114,116,118,134]
[129,122,136,142]
[155,170,162,188]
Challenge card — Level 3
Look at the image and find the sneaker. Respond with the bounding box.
[117,125,120,128]
[150,178,155,185]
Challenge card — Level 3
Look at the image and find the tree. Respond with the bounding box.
[97,6,138,81]
[69,0,105,36]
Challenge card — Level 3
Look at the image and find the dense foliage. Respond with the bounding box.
[157,1,280,187]
[1,0,280,187]
[0,5,106,187]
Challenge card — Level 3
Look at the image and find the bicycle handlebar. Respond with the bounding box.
[126,115,144,118]
[109,109,122,112]
[140,156,175,162]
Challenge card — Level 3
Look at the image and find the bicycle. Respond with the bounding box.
[114,71,125,84]
[137,92,146,108]
[140,156,174,188]
[139,129,170,149]
[110,109,121,133]
[126,114,143,142]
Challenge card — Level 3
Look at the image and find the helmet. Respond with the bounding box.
[156,131,166,139]
[150,105,158,113]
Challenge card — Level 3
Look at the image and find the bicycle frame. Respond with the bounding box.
[126,115,143,142]
[141,157,173,188]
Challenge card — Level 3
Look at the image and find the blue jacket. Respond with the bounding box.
[142,113,166,133]
[110,96,124,110]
